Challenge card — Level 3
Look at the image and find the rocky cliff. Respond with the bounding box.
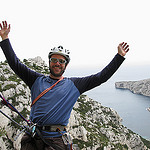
[0,57,150,150]
[115,79,150,97]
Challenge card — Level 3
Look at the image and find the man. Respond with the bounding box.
[0,21,129,150]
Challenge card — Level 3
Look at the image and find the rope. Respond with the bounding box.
[31,76,64,107]
[0,94,30,125]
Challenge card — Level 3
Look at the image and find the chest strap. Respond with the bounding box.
[31,76,64,107]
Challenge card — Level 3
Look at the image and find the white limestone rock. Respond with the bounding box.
[0,57,149,150]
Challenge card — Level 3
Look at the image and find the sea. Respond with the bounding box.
[64,64,150,140]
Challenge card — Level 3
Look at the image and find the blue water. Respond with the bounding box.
[64,64,150,140]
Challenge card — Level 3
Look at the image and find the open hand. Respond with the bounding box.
[0,21,10,40]
[118,42,129,57]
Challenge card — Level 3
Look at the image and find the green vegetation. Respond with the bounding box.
[0,127,6,137]
[3,84,16,91]
[0,84,2,92]
[74,95,92,119]
[111,143,128,150]
[0,59,150,149]
[8,75,21,82]
[73,139,94,149]
[0,75,6,81]
[140,136,150,148]
[72,95,150,149]
[1,60,8,65]
[2,136,13,150]
[11,107,30,125]
[23,59,30,67]
[23,58,49,74]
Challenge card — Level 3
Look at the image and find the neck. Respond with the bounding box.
[50,74,63,80]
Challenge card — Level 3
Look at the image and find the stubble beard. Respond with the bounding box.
[49,65,66,77]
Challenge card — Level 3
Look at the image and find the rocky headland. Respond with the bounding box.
[0,57,150,150]
[115,79,150,97]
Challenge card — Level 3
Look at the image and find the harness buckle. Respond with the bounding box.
[30,123,37,137]
[61,132,73,145]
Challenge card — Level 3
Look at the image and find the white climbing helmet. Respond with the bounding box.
[48,46,70,63]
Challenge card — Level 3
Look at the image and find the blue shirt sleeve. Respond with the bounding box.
[70,54,125,94]
[0,39,42,89]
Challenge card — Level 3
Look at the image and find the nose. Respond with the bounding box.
[56,61,60,65]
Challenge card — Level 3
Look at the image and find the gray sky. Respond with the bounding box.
[0,0,150,68]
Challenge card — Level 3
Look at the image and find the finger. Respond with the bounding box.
[125,48,129,53]
[5,21,7,27]
[3,21,7,28]
[122,43,127,48]
[2,21,5,27]
[8,24,11,30]
[0,23,2,29]
[2,21,7,28]
[124,45,129,50]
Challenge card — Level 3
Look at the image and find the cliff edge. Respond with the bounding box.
[0,57,150,150]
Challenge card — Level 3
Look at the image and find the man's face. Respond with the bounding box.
[49,54,67,78]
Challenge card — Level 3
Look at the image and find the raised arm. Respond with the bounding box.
[71,42,129,94]
[0,21,10,40]
[0,21,41,89]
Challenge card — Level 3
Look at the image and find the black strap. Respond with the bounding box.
[37,125,66,132]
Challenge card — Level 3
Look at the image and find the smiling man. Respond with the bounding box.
[0,21,129,150]
[48,46,70,79]
[50,55,66,78]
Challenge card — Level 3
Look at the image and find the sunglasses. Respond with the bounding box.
[50,58,67,64]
